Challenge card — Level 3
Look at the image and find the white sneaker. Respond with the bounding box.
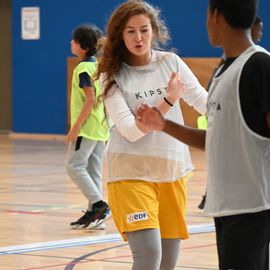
[90,222,106,230]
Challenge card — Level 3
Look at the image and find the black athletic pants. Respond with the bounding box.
[214,210,270,270]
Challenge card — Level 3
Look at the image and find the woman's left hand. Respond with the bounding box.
[166,72,185,103]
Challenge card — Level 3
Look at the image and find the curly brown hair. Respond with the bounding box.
[96,0,170,100]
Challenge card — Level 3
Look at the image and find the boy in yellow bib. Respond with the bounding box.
[66,24,110,230]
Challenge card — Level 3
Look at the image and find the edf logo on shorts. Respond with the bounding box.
[127,212,149,223]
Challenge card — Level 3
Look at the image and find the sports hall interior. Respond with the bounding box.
[1,0,270,269]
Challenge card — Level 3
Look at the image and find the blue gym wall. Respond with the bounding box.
[12,0,270,134]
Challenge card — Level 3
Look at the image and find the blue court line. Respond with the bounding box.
[0,223,215,255]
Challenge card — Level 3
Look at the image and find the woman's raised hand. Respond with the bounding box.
[166,72,185,104]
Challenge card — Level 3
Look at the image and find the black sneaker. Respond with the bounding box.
[70,210,93,229]
[89,205,111,230]
[70,201,111,229]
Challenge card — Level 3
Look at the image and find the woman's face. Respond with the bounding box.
[122,14,153,63]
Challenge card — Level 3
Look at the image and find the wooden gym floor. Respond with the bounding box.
[0,133,219,269]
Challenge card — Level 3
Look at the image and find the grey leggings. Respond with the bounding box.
[65,137,105,211]
[126,229,181,270]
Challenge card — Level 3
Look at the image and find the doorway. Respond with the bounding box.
[0,0,12,133]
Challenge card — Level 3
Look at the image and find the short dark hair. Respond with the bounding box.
[72,24,103,57]
[209,0,258,29]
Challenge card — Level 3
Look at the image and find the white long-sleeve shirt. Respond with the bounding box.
[102,50,207,182]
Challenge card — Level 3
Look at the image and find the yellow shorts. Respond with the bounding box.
[108,178,189,241]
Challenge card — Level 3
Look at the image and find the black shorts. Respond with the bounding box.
[214,210,270,270]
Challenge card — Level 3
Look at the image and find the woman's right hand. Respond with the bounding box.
[136,104,165,132]
[166,72,185,104]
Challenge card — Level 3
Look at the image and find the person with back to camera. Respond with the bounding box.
[66,24,110,230]
[137,0,270,269]
[197,14,265,210]
[95,1,208,269]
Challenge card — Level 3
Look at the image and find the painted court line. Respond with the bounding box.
[0,223,215,255]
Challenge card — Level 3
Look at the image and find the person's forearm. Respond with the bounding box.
[73,87,96,130]
[163,120,206,150]
[156,72,185,115]
[155,96,176,115]
[104,90,146,142]
[73,100,94,130]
